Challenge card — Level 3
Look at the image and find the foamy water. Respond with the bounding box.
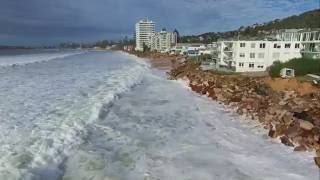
[0,50,84,66]
[0,50,317,180]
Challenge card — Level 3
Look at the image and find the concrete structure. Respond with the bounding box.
[277,29,320,59]
[299,29,320,59]
[200,29,320,72]
[135,19,155,51]
[150,29,177,52]
[172,43,206,55]
[212,40,302,72]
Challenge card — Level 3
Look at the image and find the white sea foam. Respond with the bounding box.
[0,50,85,67]
[0,51,149,179]
[0,51,317,180]
[62,68,318,180]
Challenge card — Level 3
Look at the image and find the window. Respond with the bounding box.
[239,53,245,57]
[250,53,255,58]
[240,43,246,47]
[295,43,300,48]
[259,43,266,48]
[273,52,280,59]
[274,44,281,48]
[285,43,291,48]
[257,65,264,68]
[239,62,244,67]
[249,63,254,68]
[251,43,256,48]
[258,53,265,58]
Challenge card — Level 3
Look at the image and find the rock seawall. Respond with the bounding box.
[169,62,320,168]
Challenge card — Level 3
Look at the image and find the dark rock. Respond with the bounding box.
[268,129,276,138]
[280,136,294,147]
[314,157,320,168]
[286,123,300,138]
[293,111,313,122]
[294,145,307,152]
[255,84,270,96]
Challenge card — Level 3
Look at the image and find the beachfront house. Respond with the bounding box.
[171,43,206,56]
[207,29,320,72]
[211,40,302,72]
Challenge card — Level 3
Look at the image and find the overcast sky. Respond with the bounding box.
[0,0,318,46]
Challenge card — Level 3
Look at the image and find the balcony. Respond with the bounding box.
[223,47,233,52]
[223,57,234,62]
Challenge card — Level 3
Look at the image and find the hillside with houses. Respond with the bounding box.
[180,9,320,43]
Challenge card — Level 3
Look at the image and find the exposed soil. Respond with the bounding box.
[264,77,318,95]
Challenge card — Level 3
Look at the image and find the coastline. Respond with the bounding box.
[169,60,320,168]
[125,50,320,168]
[127,50,185,71]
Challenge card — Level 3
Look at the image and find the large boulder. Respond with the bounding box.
[286,122,300,138]
[280,136,294,147]
[255,84,271,96]
[299,120,314,131]
[294,145,307,152]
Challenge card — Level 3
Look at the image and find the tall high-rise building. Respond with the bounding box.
[135,19,155,51]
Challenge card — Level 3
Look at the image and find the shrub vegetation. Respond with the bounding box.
[269,58,320,77]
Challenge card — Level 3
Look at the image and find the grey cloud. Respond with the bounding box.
[0,0,317,45]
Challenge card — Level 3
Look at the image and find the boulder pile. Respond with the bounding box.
[169,62,320,168]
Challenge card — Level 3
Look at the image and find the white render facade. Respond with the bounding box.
[212,40,302,72]
[277,29,320,59]
[150,29,177,52]
[135,19,155,51]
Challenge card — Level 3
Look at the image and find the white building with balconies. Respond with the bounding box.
[212,40,302,72]
[135,19,155,51]
[277,29,320,59]
[150,29,177,52]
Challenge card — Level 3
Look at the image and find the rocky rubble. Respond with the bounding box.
[169,62,320,168]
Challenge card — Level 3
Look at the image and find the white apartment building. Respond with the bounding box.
[212,40,302,72]
[135,19,155,51]
[277,29,320,59]
[150,29,177,52]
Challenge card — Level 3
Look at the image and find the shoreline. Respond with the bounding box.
[169,60,320,168]
[126,50,185,71]
[125,50,320,168]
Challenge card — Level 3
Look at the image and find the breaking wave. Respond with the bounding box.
[0,51,149,179]
[0,50,85,67]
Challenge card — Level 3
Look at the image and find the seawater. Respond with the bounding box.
[0,50,317,180]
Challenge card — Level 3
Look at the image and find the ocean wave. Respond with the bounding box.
[0,50,86,67]
[0,51,150,180]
